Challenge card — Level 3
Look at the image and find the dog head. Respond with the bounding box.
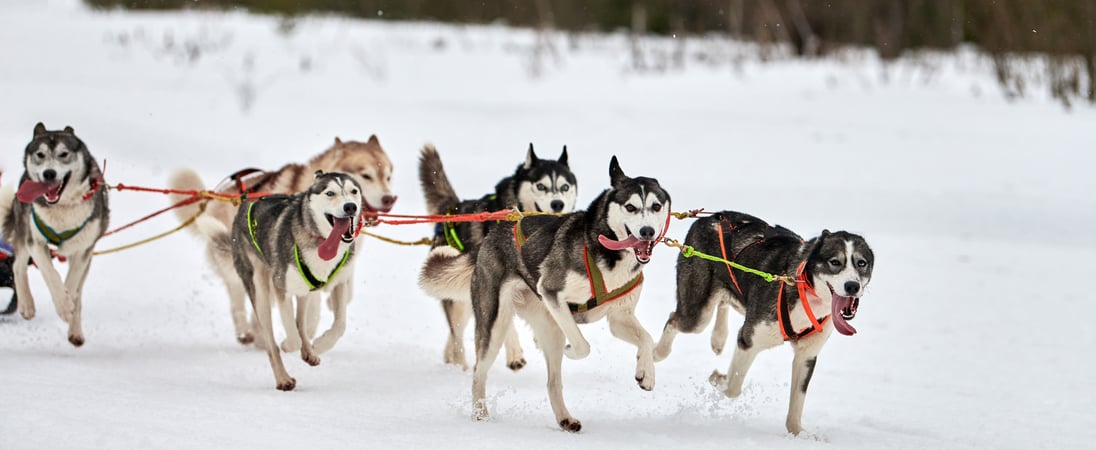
[514,144,577,214]
[19,123,95,205]
[307,171,364,261]
[806,230,874,336]
[314,136,397,214]
[599,156,671,264]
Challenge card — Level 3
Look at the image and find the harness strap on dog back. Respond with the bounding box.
[31,206,94,247]
[246,201,264,256]
[775,262,827,341]
[293,244,351,291]
[513,219,643,315]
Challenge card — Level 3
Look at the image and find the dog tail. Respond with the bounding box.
[167,168,230,239]
[418,246,474,302]
[419,144,460,215]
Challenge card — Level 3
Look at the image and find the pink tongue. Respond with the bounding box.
[17,180,60,203]
[318,217,351,261]
[598,234,646,251]
[831,296,858,336]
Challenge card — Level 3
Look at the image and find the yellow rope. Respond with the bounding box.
[358,230,434,247]
[92,204,205,256]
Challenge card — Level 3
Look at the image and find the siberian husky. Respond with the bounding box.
[205,171,363,390]
[169,136,395,351]
[652,211,874,435]
[0,123,109,346]
[418,143,576,370]
[470,156,670,432]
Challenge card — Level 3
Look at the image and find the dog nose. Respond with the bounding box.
[343,203,358,215]
[639,226,655,240]
[844,281,861,296]
[43,169,56,181]
[380,195,397,208]
[550,200,565,212]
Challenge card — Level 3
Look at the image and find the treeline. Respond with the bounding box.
[87,0,1096,105]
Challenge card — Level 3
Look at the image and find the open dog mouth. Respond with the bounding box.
[16,174,69,204]
[362,196,396,214]
[318,214,356,261]
[597,234,657,264]
[827,282,860,336]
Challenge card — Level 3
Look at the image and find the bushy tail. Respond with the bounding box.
[418,246,474,303]
[167,168,228,239]
[419,144,460,215]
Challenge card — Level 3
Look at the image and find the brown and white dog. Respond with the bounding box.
[169,136,395,353]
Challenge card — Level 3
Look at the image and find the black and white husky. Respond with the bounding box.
[470,156,670,432]
[418,143,577,370]
[0,123,109,346]
[652,211,874,435]
[202,171,362,391]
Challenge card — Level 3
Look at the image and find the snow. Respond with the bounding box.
[2,1,1095,449]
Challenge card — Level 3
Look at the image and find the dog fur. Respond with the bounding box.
[652,210,874,435]
[417,143,577,370]
[470,156,670,432]
[169,136,395,352]
[0,123,109,346]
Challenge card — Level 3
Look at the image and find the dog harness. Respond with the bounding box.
[31,206,94,247]
[714,219,827,341]
[246,200,350,292]
[513,220,644,315]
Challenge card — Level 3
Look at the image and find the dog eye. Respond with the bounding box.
[624,204,637,213]
[651,203,662,212]
[560,184,570,192]
[828,258,842,267]
[350,189,359,195]
[58,152,70,158]
[536,183,548,192]
[856,259,868,268]
[36,152,46,159]
[360,173,373,181]
[326,191,335,197]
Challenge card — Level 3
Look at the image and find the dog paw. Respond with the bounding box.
[68,333,85,347]
[507,358,527,372]
[708,370,728,388]
[785,420,803,436]
[280,337,302,353]
[19,304,35,320]
[237,332,254,345]
[472,402,490,422]
[710,340,725,356]
[652,344,670,362]
[276,377,297,391]
[301,351,321,367]
[563,343,590,360]
[559,418,582,433]
[55,302,75,324]
[636,370,655,391]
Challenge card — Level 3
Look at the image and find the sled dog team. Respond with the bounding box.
[1,123,874,435]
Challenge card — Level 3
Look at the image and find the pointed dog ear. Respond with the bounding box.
[367,134,380,146]
[558,145,569,166]
[314,170,325,179]
[63,126,74,134]
[820,229,831,239]
[33,122,46,137]
[609,155,627,187]
[523,143,538,170]
[334,137,343,146]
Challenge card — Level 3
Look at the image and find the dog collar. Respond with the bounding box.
[293,244,350,291]
[31,206,94,247]
[776,262,828,341]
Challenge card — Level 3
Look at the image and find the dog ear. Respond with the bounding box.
[558,145,569,166]
[819,229,831,240]
[367,134,380,146]
[523,143,538,170]
[609,155,627,187]
[33,122,46,137]
[314,170,324,178]
[63,126,74,134]
[334,137,343,146]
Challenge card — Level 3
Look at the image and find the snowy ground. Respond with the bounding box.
[1,1,1094,449]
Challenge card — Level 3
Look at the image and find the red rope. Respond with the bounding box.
[101,195,202,238]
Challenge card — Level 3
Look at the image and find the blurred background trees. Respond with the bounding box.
[86,0,1096,106]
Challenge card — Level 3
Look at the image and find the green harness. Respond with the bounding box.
[513,220,643,315]
[248,201,351,292]
[32,206,93,247]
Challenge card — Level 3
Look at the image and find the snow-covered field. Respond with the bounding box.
[2,1,1094,448]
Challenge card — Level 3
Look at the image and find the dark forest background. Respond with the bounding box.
[86,0,1096,107]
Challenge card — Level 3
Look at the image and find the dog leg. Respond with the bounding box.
[278,295,302,353]
[226,277,254,345]
[522,303,580,432]
[503,323,526,371]
[711,323,779,398]
[471,301,514,422]
[303,294,321,341]
[296,294,320,366]
[786,333,828,435]
[710,303,731,355]
[441,298,470,370]
[62,249,94,347]
[653,312,679,362]
[312,283,348,354]
[253,282,296,391]
[13,250,36,320]
[27,245,72,323]
[608,309,657,391]
[541,291,590,360]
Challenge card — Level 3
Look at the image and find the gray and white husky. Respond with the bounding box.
[202,171,362,391]
[418,143,577,370]
[0,123,109,347]
[652,211,874,435]
[470,156,670,432]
